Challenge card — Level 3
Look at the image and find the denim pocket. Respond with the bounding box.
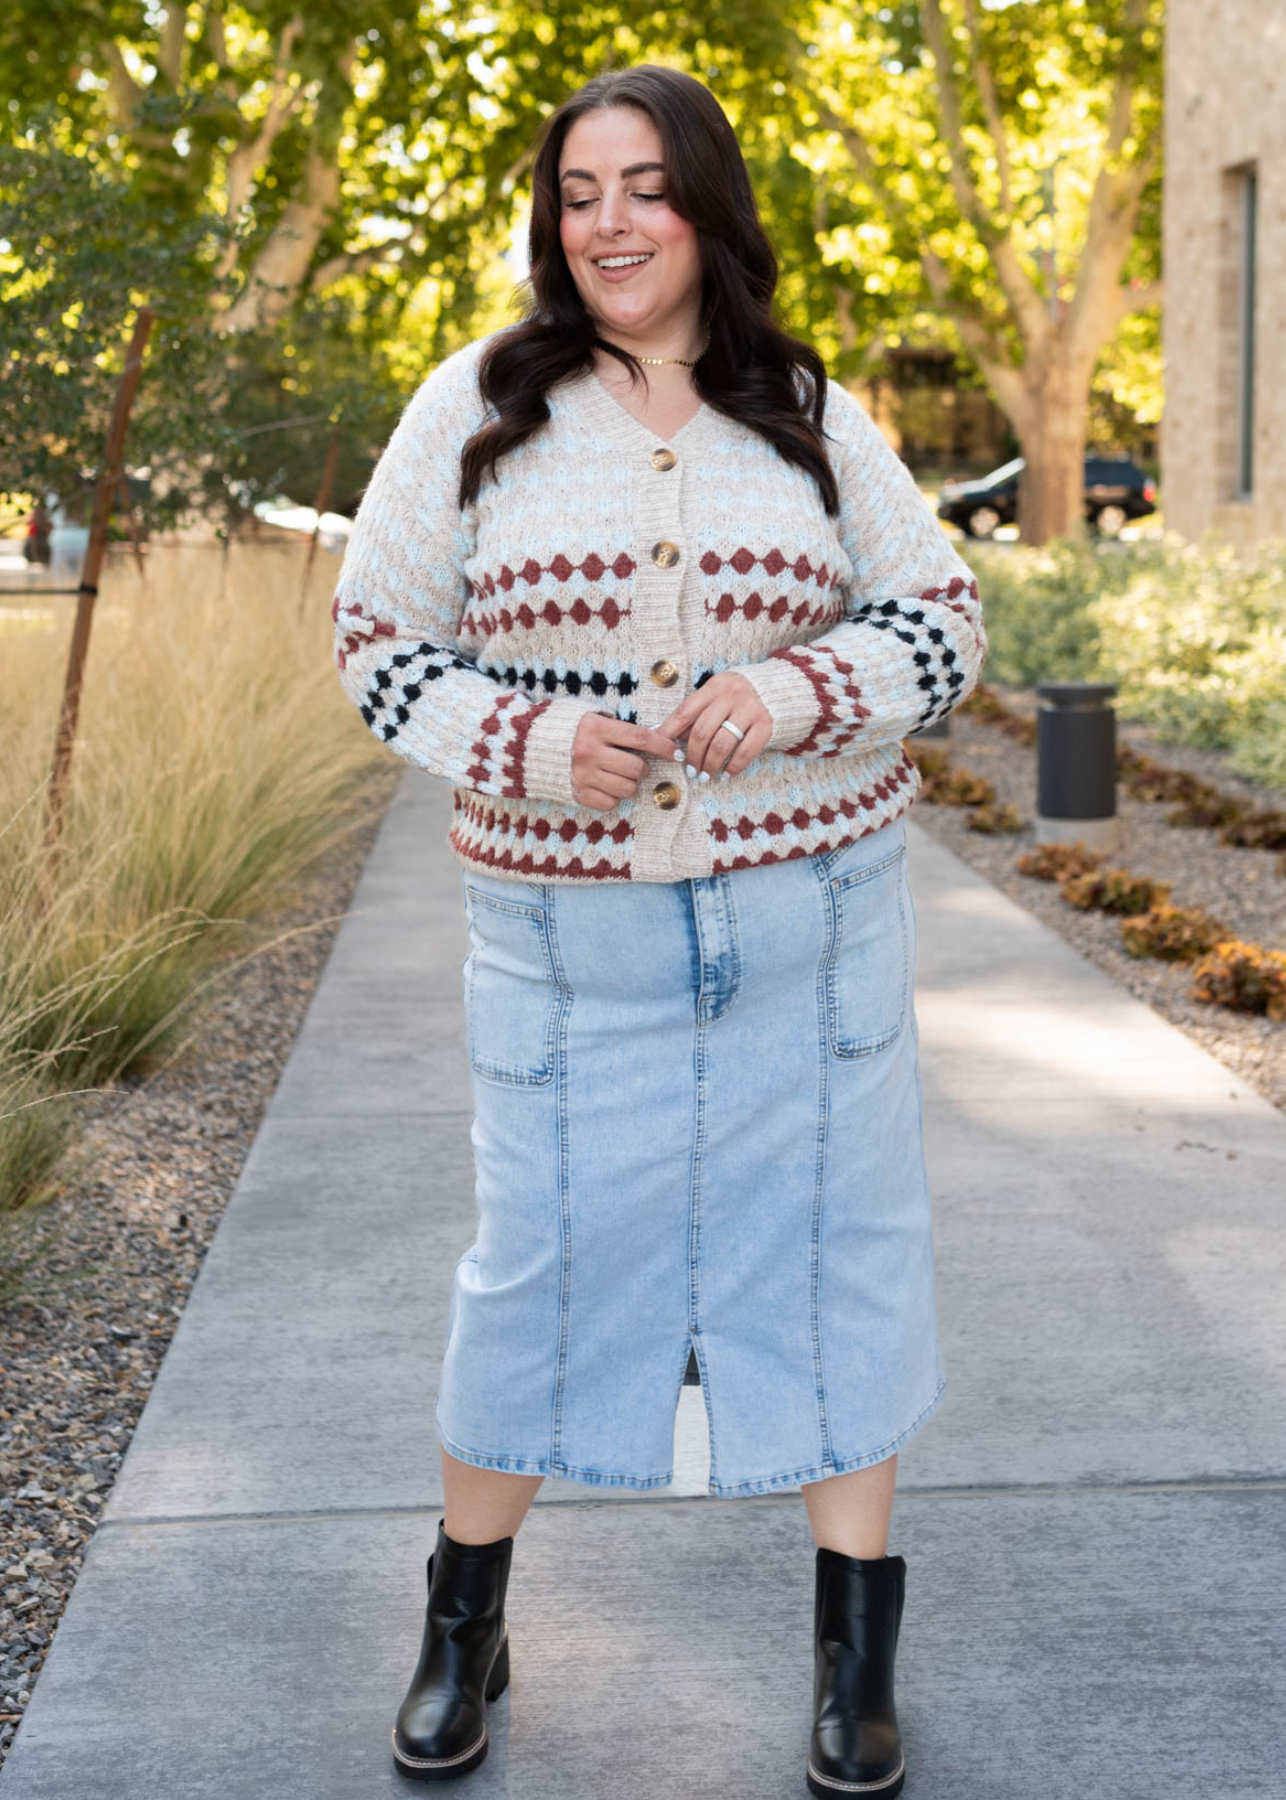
[824,844,910,1058]
[463,883,558,1086]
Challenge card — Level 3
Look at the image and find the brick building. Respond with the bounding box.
[1163,0,1286,546]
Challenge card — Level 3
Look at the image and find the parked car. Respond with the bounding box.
[936,454,1157,538]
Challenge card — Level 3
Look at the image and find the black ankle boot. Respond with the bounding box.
[392,1518,513,1781]
[807,1547,907,1797]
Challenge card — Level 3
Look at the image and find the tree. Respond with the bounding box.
[784,0,1163,542]
[0,133,232,525]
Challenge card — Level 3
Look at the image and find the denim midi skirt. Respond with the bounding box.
[435,812,946,1500]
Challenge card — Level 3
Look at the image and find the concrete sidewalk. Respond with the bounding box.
[2,771,1283,1798]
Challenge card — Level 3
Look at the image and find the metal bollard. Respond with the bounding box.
[1035,681,1119,854]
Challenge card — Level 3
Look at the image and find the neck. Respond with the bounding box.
[593,319,706,366]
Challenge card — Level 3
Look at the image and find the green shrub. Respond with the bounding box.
[958,682,1037,744]
[1222,810,1286,851]
[967,540,1107,686]
[1015,841,1105,881]
[1191,940,1286,1020]
[1061,868,1171,914]
[966,802,1023,834]
[1167,796,1246,832]
[938,767,996,807]
[970,533,1286,793]
[907,744,995,807]
[1120,904,1228,963]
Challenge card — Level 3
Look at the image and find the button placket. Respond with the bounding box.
[613,429,709,877]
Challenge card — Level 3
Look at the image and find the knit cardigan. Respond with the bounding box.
[331,331,986,884]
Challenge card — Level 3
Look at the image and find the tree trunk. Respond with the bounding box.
[1014,352,1094,545]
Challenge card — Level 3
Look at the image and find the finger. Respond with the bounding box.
[572,780,626,812]
[599,714,671,749]
[688,700,756,778]
[590,766,644,802]
[716,717,772,779]
[594,745,649,780]
[703,715,752,778]
[676,697,719,776]
[655,693,699,740]
[628,720,690,757]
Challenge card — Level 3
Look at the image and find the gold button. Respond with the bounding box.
[650,447,677,471]
[651,540,680,568]
[652,781,682,810]
[650,658,680,687]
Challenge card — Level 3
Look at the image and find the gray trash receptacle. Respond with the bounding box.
[1035,681,1119,854]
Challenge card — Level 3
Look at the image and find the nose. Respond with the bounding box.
[595,187,630,236]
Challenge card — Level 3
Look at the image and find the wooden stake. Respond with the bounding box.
[297,418,342,620]
[40,306,155,897]
[116,469,147,576]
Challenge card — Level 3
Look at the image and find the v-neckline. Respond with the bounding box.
[574,367,712,448]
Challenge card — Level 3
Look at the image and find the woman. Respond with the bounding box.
[333,63,984,1796]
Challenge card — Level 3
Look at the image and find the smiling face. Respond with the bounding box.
[557,105,704,353]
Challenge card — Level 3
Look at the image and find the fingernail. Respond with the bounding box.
[685,762,698,778]
[699,770,710,782]
[719,770,730,781]
[673,748,685,762]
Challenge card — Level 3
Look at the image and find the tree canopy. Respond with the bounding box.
[1,1,1163,540]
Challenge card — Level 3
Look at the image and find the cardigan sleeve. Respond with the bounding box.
[332,349,614,805]
[727,380,986,758]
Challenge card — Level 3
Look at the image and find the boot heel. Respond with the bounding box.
[485,1628,510,1701]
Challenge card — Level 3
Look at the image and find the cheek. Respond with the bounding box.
[559,213,584,260]
[655,211,699,259]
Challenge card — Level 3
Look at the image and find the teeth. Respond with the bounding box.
[597,254,652,268]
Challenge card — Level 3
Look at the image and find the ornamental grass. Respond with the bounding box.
[0,541,387,1300]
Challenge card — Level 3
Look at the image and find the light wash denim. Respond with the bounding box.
[435,813,946,1499]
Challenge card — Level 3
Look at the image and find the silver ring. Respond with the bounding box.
[715,718,745,741]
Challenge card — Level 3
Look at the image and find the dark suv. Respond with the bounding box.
[936,455,1157,538]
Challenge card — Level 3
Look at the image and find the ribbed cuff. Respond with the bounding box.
[734,654,823,753]
[518,696,612,804]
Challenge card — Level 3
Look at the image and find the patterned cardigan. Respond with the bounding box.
[331,331,985,883]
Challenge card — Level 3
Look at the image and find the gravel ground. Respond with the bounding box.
[908,687,1286,1111]
[0,761,402,1768]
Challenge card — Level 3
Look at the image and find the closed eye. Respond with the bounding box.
[565,193,666,209]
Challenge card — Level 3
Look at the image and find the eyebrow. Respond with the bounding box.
[558,161,665,183]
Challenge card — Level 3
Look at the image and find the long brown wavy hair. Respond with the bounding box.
[458,64,841,515]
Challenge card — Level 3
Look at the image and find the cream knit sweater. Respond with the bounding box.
[332,331,985,883]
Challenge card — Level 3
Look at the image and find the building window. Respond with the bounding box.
[1221,162,1258,499]
[1237,166,1257,498]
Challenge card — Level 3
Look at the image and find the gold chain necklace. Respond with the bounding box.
[635,328,711,368]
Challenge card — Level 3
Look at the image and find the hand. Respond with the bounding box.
[570,712,684,812]
[658,673,772,780]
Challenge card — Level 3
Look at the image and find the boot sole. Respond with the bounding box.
[391,1627,510,1781]
[806,1753,906,1796]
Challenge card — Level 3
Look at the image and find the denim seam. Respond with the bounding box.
[542,888,575,1471]
[705,872,741,1021]
[689,967,709,1453]
[809,816,906,884]
[905,868,946,1393]
[687,879,718,1479]
[704,1375,948,1499]
[825,845,909,1060]
[811,874,836,1468]
[463,883,560,1087]
[436,1424,674,1491]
